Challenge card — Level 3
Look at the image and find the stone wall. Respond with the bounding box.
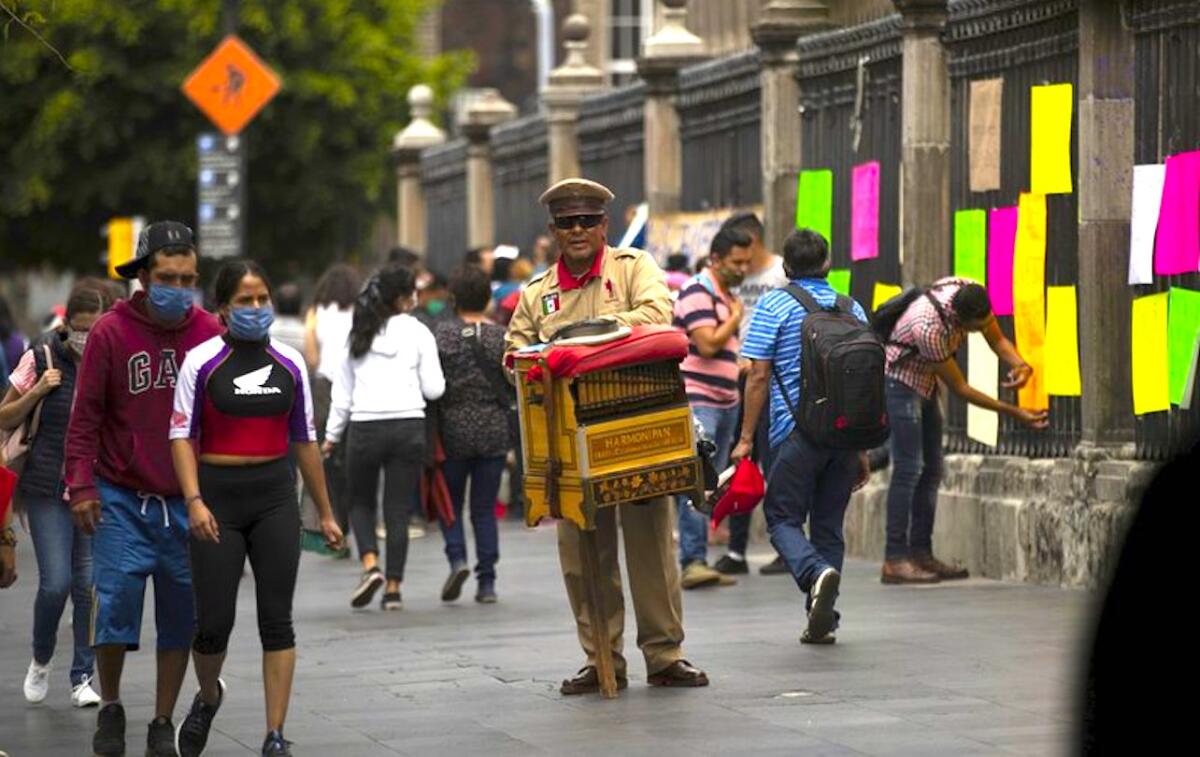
[842,454,1154,589]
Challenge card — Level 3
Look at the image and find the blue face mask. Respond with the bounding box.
[227,306,275,341]
[147,284,193,322]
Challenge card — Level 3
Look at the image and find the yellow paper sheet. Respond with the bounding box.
[873,282,903,312]
[967,332,999,447]
[1132,292,1170,415]
[1012,193,1048,411]
[1044,286,1082,396]
[1030,83,1074,195]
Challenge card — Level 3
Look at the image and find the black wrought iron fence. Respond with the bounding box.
[578,82,646,245]
[943,0,1081,458]
[492,114,549,256]
[421,139,468,275]
[678,50,763,212]
[1129,0,1200,460]
[795,15,904,308]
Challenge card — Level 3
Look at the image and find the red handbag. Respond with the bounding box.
[709,458,765,527]
[0,465,17,526]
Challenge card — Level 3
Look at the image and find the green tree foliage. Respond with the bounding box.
[0,0,471,272]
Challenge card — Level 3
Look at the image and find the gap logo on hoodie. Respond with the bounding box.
[128,348,180,394]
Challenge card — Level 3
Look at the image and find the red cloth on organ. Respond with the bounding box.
[520,325,687,382]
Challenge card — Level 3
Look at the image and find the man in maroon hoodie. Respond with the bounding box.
[67,221,222,757]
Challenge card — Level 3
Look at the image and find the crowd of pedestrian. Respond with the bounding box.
[0,175,1052,754]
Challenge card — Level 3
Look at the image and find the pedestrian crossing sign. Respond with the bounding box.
[182,35,281,135]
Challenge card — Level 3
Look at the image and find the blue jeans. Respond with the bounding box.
[26,492,94,686]
[678,403,739,567]
[884,379,944,560]
[439,456,505,579]
[763,431,858,598]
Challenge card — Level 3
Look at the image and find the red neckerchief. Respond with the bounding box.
[557,247,605,292]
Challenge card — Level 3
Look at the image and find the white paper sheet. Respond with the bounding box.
[1129,164,1166,285]
[967,332,1000,447]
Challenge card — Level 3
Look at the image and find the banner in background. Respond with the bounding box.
[644,206,764,266]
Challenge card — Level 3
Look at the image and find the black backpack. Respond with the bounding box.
[870,284,953,363]
[773,284,889,450]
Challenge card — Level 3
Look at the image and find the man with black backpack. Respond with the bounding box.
[733,229,883,645]
[875,278,1047,585]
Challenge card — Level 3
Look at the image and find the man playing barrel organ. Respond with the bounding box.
[505,178,710,695]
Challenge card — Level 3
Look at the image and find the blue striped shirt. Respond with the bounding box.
[740,278,869,448]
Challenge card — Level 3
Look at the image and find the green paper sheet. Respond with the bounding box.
[1168,287,1200,405]
[954,209,987,284]
[828,269,851,296]
[796,169,833,248]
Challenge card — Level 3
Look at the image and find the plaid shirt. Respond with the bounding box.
[884,277,971,399]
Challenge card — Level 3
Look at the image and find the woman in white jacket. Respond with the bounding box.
[323,265,445,610]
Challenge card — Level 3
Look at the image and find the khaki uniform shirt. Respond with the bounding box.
[505,246,672,352]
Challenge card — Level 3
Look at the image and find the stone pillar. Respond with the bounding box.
[543,14,606,184]
[753,1,832,253]
[576,0,608,76]
[391,85,446,256]
[461,89,517,250]
[894,0,950,287]
[638,0,708,217]
[1077,0,1135,450]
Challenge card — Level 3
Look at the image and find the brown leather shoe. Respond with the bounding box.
[681,561,723,590]
[880,558,940,585]
[914,553,969,580]
[559,666,628,696]
[647,660,709,688]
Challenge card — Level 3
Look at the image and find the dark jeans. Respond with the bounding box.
[763,431,858,596]
[728,395,777,556]
[26,492,94,686]
[439,456,505,579]
[346,418,426,581]
[884,379,944,560]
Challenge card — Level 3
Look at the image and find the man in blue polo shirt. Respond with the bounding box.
[732,228,871,645]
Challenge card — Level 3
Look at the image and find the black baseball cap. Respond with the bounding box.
[114,221,195,279]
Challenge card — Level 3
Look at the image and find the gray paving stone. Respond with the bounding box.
[0,520,1089,755]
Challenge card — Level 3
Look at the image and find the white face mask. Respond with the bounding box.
[67,329,88,354]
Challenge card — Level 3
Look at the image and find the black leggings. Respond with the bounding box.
[191,459,300,654]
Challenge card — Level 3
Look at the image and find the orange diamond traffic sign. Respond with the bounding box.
[182,35,281,135]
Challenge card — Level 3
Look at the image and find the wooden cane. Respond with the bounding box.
[578,526,619,698]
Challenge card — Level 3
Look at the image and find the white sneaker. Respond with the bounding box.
[23,658,51,703]
[70,675,101,708]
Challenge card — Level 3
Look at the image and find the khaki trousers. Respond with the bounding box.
[556,496,685,677]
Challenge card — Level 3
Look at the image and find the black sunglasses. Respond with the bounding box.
[553,214,605,231]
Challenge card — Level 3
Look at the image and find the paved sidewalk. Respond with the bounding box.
[0,519,1091,756]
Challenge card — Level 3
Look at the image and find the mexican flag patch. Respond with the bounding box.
[541,292,561,316]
